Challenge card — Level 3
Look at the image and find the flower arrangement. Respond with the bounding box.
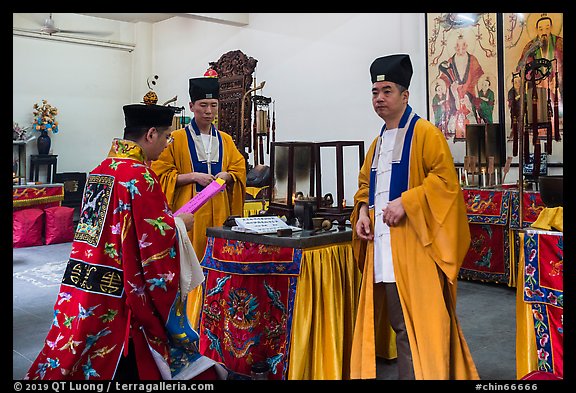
[32,99,59,134]
[13,121,30,141]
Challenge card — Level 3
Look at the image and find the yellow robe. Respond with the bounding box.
[151,126,246,327]
[350,117,479,379]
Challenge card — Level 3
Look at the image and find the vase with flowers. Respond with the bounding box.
[32,99,59,155]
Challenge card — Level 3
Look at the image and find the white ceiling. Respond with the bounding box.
[75,13,178,23]
[74,13,249,26]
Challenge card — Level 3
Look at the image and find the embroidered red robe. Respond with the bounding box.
[25,139,183,380]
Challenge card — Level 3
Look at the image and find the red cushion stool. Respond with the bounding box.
[13,208,45,248]
[44,206,75,245]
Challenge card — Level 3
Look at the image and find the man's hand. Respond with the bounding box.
[193,172,216,187]
[215,171,232,184]
[355,203,374,240]
[382,197,405,227]
[177,212,195,232]
[176,172,215,187]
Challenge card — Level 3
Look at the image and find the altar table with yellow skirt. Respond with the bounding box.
[189,227,362,380]
[516,228,563,379]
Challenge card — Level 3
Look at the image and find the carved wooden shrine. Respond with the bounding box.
[209,50,258,160]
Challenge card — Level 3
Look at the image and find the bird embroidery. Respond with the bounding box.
[99,309,118,323]
[57,292,72,305]
[205,328,224,360]
[80,187,105,216]
[104,243,118,259]
[264,281,287,314]
[206,275,231,297]
[63,314,76,328]
[81,327,112,356]
[119,179,141,199]
[138,233,152,248]
[144,216,173,236]
[35,357,60,378]
[108,158,124,171]
[59,335,82,355]
[52,309,61,327]
[47,333,64,349]
[82,357,100,380]
[128,281,147,303]
[142,169,155,191]
[110,222,121,235]
[77,303,101,325]
[91,344,117,358]
[147,272,175,292]
[114,200,131,214]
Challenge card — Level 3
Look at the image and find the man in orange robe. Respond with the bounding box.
[350,54,479,380]
[152,76,246,328]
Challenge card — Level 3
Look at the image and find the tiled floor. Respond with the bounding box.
[13,242,517,380]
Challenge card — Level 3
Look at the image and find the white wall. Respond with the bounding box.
[153,13,427,162]
[13,13,139,178]
[153,13,427,202]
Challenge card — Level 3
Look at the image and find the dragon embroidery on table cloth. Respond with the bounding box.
[220,240,246,256]
[469,224,493,268]
[201,276,289,374]
[199,237,299,379]
[467,192,497,214]
[221,287,261,359]
[257,244,281,255]
[524,193,545,222]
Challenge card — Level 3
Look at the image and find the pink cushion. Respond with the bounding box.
[13,208,44,248]
[44,206,75,245]
[520,370,562,380]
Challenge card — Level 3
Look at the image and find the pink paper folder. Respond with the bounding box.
[174,178,226,215]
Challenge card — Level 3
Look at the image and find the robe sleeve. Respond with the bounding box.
[350,137,378,272]
[220,131,246,217]
[400,119,471,282]
[121,166,180,341]
[151,129,191,212]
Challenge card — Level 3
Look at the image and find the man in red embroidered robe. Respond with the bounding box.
[25,104,225,380]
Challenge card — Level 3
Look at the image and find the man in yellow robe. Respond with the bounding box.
[152,76,246,328]
[350,54,479,379]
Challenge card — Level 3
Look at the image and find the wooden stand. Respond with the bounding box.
[30,154,58,183]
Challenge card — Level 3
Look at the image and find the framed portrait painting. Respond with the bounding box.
[502,13,563,159]
[426,13,500,141]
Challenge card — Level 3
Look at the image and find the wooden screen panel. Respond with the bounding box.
[210,50,258,155]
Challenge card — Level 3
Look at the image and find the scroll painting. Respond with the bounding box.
[502,13,563,148]
[426,13,500,141]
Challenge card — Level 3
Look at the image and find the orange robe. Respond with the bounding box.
[350,117,479,379]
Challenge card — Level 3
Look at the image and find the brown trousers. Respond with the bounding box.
[376,282,415,380]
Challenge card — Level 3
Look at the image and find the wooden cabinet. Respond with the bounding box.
[12,137,35,185]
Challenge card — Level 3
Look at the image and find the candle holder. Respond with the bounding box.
[465,123,505,189]
[294,198,316,231]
